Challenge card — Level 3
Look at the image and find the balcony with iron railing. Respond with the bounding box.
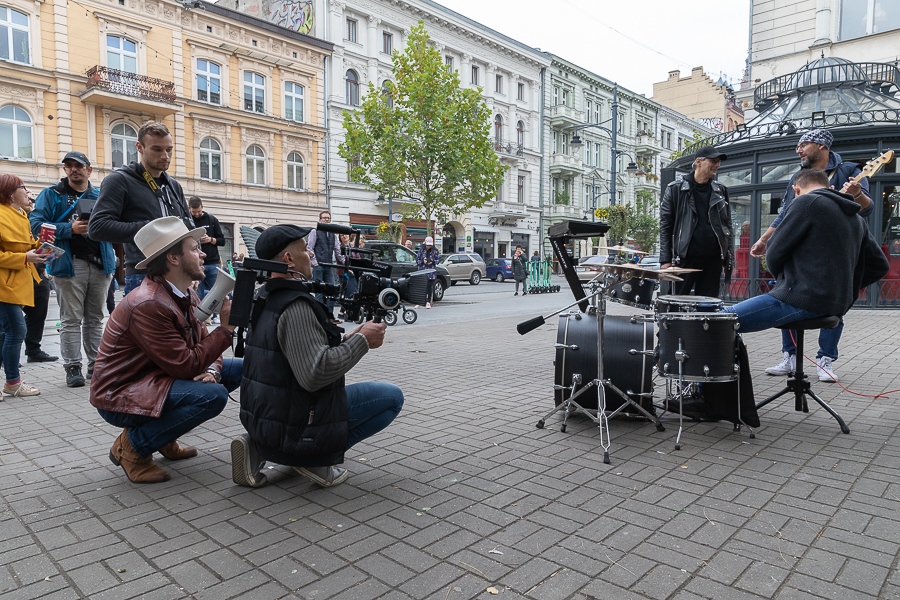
[81,66,181,114]
[492,138,525,157]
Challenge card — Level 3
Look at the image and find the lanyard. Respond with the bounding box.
[136,162,189,222]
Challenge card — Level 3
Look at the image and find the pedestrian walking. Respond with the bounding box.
[306,210,344,322]
[415,236,440,309]
[513,245,529,296]
[188,196,226,323]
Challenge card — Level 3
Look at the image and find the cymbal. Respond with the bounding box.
[660,267,702,274]
[621,264,684,282]
[605,246,648,254]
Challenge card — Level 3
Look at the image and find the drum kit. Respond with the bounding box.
[519,250,753,464]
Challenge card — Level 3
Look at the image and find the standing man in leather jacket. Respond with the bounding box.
[659,146,734,298]
[91,217,240,484]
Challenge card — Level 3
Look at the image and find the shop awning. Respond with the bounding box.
[473,226,500,233]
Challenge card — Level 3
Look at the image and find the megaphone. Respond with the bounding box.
[194,268,235,321]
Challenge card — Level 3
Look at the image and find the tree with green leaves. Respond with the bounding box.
[630,189,660,253]
[339,23,506,236]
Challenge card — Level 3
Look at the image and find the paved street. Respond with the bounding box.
[2,288,900,599]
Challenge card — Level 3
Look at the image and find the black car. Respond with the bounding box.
[364,241,450,302]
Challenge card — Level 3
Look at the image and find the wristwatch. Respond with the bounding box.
[206,369,222,383]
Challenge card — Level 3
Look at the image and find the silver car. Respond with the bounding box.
[438,253,485,285]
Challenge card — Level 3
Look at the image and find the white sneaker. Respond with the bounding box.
[425,302,431,309]
[231,435,267,488]
[817,356,839,382]
[765,352,795,376]
[3,381,40,397]
[212,316,220,324]
[294,465,349,487]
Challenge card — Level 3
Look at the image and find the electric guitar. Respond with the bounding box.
[853,150,894,182]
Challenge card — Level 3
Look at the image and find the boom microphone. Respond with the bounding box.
[317,222,358,235]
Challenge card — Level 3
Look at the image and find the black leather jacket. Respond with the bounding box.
[659,174,734,274]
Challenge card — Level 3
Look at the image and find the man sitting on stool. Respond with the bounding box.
[232,224,403,489]
[723,169,887,338]
[90,217,241,483]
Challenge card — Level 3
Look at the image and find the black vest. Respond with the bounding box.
[313,230,335,266]
[240,281,348,467]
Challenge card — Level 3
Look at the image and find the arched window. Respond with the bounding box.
[0,7,30,64]
[107,35,137,73]
[516,120,524,147]
[382,80,393,109]
[287,152,304,190]
[246,144,266,185]
[110,123,137,168]
[0,105,32,159]
[345,70,359,106]
[494,114,502,143]
[199,138,222,181]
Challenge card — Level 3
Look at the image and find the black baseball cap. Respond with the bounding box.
[62,151,91,166]
[694,146,727,161]
[255,224,312,260]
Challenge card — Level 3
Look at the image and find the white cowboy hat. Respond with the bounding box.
[135,216,206,269]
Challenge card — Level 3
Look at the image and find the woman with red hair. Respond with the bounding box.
[0,174,47,397]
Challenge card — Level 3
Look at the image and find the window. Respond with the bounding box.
[471,65,479,86]
[517,82,525,101]
[553,86,559,105]
[347,158,360,182]
[243,71,265,113]
[382,80,393,108]
[585,140,592,166]
[494,114,502,143]
[286,152,304,189]
[495,74,502,94]
[584,185,591,209]
[111,122,137,168]
[0,7,29,64]
[284,81,304,121]
[585,99,592,121]
[617,112,624,133]
[346,18,357,42]
[562,88,569,107]
[517,176,525,203]
[561,133,568,155]
[107,35,137,73]
[0,105,32,159]
[552,130,558,153]
[199,138,222,181]
[516,120,524,147]
[246,144,265,185]
[382,32,392,54]
[593,102,600,124]
[345,70,359,106]
[594,143,600,167]
[841,0,900,40]
[445,55,453,72]
[196,59,221,104]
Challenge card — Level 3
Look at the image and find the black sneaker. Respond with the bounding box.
[86,366,94,381]
[65,365,85,388]
[27,351,58,363]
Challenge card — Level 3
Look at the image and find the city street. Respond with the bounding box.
[2,284,900,599]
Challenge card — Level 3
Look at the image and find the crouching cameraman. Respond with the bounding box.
[231,224,403,488]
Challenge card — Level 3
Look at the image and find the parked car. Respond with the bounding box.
[575,255,609,281]
[438,253,485,285]
[639,255,661,270]
[485,258,514,282]
[364,240,450,302]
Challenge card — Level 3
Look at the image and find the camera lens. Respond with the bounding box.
[378,288,401,310]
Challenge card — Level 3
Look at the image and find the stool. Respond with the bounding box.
[755,316,849,434]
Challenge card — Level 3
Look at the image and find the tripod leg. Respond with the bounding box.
[807,389,850,434]
[756,386,790,410]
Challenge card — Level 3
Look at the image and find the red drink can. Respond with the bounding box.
[40,223,56,243]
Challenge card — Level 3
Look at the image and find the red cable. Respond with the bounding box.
[788,330,896,399]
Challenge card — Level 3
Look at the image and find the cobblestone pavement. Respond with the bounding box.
[2,302,899,599]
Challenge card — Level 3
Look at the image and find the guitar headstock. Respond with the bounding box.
[856,150,894,181]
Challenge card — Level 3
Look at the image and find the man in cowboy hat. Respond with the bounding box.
[90,217,242,483]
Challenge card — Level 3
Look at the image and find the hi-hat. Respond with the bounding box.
[605,246,648,254]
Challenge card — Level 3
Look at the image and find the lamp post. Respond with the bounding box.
[568,83,638,206]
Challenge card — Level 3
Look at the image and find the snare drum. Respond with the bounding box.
[607,278,658,310]
[656,312,739,382]
[655,295,724,314]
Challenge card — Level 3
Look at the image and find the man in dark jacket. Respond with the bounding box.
[188,196,226,323]
[90,217,240,484]
[512,245,529,296]
[88,122,194,296]
[724,169,888,340]
[232,224,403,489]
[30,151,116,386]
[659,146,733,298]
[750,129,874,382]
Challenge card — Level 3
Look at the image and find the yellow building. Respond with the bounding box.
[651,67,744,134]
[0,0,332,256]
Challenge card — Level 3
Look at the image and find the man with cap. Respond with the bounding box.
[30,152,116,387]
[659,146,734,298]
[231,224,403,489]
[90,217,241,484]
[750,129,873,382]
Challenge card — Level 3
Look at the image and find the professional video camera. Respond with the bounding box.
[228,222,428,356]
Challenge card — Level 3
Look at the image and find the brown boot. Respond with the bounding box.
[158,440,198,460]
[109,429,171,483]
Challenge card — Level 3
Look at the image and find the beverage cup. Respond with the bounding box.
[40,223,56,243]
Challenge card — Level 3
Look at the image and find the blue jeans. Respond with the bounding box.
[124,274,146,296]
[781,318,842,360]
[345,381,404,450]
[0,302,26,383]
[197,265,218,300]
[723,293,824,336]
[313,265,336,314]
[98,358,243,457]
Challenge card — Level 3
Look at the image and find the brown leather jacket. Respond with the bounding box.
[90,275,233,417]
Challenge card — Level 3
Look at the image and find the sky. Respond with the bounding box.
[432,0,752,98]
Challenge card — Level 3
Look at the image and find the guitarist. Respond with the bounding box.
[750,129,873,383]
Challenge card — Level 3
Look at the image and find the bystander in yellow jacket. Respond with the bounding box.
[0,202,41,307]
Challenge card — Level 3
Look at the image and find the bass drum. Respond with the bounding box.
[554,313,654,412]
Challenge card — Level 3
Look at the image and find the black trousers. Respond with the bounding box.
[23,278,51,356]
[673,256,723,298]
[107,277,117,314]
